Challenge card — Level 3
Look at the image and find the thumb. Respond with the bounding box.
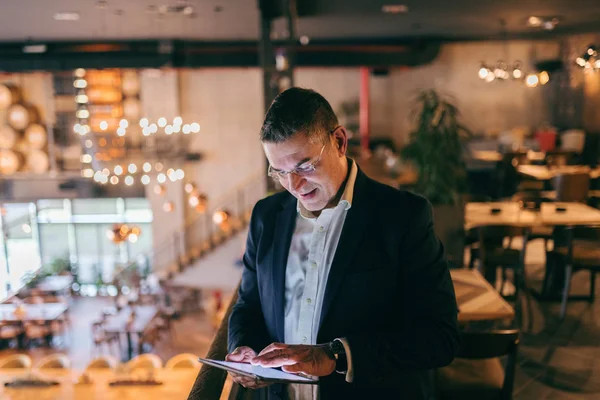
[282,363,301,373]
[226,348,244,361]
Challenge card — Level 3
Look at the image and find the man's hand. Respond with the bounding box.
[225,346,271,389]
[251,343,336,376]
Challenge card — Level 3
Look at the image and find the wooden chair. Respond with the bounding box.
[36,353,71,369]
[0,323,23,347]
[86,355,119,370]
[0,354,32,369]
[553,172,590,203]
[477,225,529,298]
[91,321,121,355]
[545,151,574,167]
[138,326,161,355]
[165,353,201,369]
[551,226,600,319]
[436,329,519,400]
[127,353,163,370]
[23,322,51,347]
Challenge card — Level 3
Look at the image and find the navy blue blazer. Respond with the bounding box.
[228,167,460,400]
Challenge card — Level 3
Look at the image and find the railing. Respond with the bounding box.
[128,172,266,280]
[187,285,240,400]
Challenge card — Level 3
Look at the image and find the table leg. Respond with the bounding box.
[126,332,133,360]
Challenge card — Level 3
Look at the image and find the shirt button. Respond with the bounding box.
[306,298,312,304]
[311,261,317,268]
[319,226,324,232]
[302,336,307,343]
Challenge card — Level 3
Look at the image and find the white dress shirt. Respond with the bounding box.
[284,159,357,400]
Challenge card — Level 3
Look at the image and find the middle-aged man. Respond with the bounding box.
[225,87,460,400]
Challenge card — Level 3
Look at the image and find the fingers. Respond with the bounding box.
[229,372,270,389]
[226,346,257,363]
[252,348,302,368]
[282,364,302,373]
[257,342,287,357]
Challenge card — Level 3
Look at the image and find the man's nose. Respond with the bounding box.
[287,172,305,192]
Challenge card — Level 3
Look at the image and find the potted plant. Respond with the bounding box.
[401,90,471,267]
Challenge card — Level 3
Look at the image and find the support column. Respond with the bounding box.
[259,0,298,190]
[359,67,370,155]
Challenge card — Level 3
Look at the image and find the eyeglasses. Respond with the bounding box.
[268,143,326,181]
[267,126,341,181]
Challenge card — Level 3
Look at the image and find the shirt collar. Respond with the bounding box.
[297,158,358,219]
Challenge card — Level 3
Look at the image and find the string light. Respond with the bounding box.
[124,176,134,186]
[190,123,200,133]
[143,162,152,173]
[110,176,119,185]
[141,175,150,185]
[128,163,137,174]
[158,117,167,127]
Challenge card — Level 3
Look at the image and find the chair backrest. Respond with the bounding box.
[86,356,119,370]
[560,130,585,153]
[457,329,520,399]
[457,330,519,359]
[477,225,528,266]
[36,353,71,369]
[553,173,590,202]
[0,354,32,369]
[545,151,573,167]
[127,354,163,370]
[165,353,201,369]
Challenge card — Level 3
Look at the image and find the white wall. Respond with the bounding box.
[179,68,266,223]
[293,40,561,147]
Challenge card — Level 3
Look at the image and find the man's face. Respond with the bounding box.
[263,131,347,212]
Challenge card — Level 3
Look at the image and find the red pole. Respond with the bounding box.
[359,67,370,156]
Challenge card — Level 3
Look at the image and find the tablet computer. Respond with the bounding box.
[197,357,318,385]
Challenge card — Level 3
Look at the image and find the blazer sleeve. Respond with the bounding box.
[346,195,460,384]
[227,203,271,354]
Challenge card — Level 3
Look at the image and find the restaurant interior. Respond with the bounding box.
[1,0,600,399]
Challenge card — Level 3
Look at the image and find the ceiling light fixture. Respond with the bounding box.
[53,12,80,21]
[527,16,561,30]
[381,4,409,14]
[575,44,600,71]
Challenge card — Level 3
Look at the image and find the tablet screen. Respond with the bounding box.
[198,358,318,384]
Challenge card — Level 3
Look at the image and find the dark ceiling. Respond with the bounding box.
[0,0,599,42]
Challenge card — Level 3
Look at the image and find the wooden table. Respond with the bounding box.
[0,303,68,322]
[35,276,73,294]
[103,306,158,361]
[0,368,198,400]
[471,150,545,163]
[517,165,600,180]
[465,201,600,299]
[451,269,514,322]
[465,201,600,230]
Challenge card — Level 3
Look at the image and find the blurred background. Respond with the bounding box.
[1,1,600,399]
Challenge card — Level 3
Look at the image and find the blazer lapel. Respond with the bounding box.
[271,194,297,343]
[319,169,370,329]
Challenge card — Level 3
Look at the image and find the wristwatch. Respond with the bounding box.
[324,339,348,374]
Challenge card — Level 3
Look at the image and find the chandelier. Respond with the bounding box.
[575,45,600,70]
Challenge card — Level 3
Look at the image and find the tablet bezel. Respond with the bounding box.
[197,357,318,385]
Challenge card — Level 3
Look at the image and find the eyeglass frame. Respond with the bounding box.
[267,126,341,180]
